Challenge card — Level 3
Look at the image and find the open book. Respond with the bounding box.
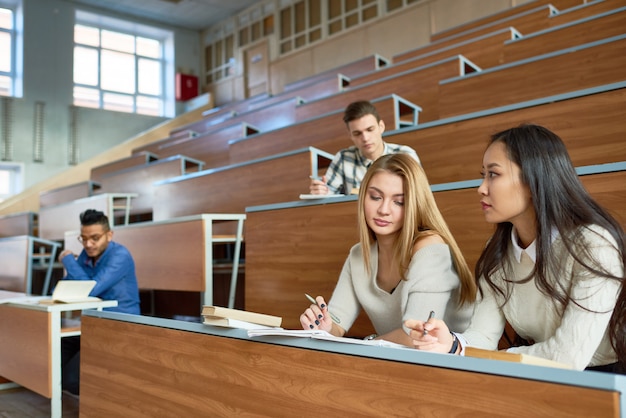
[39,280,101,304]
[201,305,282,328]
[247,328,407,349]
[465,347,573,369]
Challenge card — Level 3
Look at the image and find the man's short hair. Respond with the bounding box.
[342,100,381,125]
[80,209,110,231]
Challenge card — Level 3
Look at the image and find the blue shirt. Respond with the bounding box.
[61,241,140,314]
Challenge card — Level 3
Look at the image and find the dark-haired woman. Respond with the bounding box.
[406,124,625,373]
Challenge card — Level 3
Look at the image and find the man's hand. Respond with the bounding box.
[309,175,329,195]
[58,249,75,263]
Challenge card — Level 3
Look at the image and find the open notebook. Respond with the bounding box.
[39,280,101,304]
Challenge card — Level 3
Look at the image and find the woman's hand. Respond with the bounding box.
[300,295,333,332]
[404,318,456,354]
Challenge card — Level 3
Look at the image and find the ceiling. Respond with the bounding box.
[70,0,262,31]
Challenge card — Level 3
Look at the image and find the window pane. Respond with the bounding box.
[73,86,100,108]
[138,58,161,95]
[0,32,11,72]
[137,96,161,116]
[75,24,100,47]
[0,170,9,195]
[102,30,135,53]
[0,75,10,96]
[101,50,135,93]
[74,46,99,86]
[0,9,13,30]
[103,92,133,113]
[136,37,160,58]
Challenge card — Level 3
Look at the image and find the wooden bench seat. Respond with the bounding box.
[98,155,204,216]
[428,0,583,43]
[170,96,304,138]
[353,28,519,89]
[0,211,37,238]
[38,193,137,241]
[91,151,158,183]
[39,181,100,208]
[388,84,626,185]
[296,55,478,123]
[151,147,334,221]
[282,53,389,93]
[503,5,626,63]
[394,4,557,63]
[438,35,626,119]
[228,94,421,166]
[63,214,245,310]
[244,164,626,332]
[154,122,259,169]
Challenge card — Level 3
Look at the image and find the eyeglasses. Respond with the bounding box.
[77,234,104,244]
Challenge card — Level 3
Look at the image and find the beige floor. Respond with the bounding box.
[0,387,79,418]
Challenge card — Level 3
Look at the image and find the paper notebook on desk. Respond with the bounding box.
[465,347,573,369]
[39,280,101,304]
[299,194,345,200]
[247,329,407,349]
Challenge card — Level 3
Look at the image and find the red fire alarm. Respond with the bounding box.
[175,73,198,101]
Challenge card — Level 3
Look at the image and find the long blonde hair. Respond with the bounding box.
[357,153,476,304]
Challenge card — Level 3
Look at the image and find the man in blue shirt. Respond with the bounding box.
[58,209,140,396]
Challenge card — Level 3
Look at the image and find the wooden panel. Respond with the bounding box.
[504,7,626,63]
[38,181,100,208]
[0,305,51,397]
[356,28,516,87]
[0,237,29,292]
[152,150,314,221]
[429,0,583,43]
[548,0,626,27]
[245,169,626,336]
[283,54,388,92]
[392,87,626,185]
[79,315,621,417]
[395,5,554,63]
[438,36,626,118]
[228,95,413,165]
[0,212,36,238]
[171,97,302,138]
[98,156,202,216]
[91,151,158,183]
[156,122,258,169]
[296,56,468,123]
[112,220,205,291]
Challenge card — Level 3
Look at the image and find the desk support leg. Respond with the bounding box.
[228,219,244,309]
[50,311,62,418]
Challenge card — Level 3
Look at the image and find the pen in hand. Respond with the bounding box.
[305,293,341,324]
[423,311,435,336]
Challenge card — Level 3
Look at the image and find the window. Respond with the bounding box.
[73,11,172,117]
[0,1,22,98]
[0,162,22,202]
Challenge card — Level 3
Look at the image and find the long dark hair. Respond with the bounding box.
[475,124,626,371]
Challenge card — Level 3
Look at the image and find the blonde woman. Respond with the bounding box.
[300,153,476,346]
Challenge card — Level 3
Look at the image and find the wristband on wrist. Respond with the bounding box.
[448,332,459,354]
[363,334,378,341]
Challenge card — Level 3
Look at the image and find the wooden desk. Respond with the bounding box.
[78,311,626,417]
[0,298,117,418]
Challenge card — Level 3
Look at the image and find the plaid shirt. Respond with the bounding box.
[324,142,420,194]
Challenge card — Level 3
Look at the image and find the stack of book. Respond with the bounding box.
[201,305,282,329]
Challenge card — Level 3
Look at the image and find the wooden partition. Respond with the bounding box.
[90,151,158,183]
[98,155,203,216]
[0,235,60,294]
[228,94,420,165]
[547,0,626,26]
[0,211,36,237]
[296,55,477,123]
[38,193,136,241]
[394,4,557,63]
[150,122,258,170]
[64,214,245,309]
[152,147,333,221]
[438,35,626,118]
[503,6,626,63]
[79,312,625,417]
[390,84,626,185]
[282,53,389,92]
[244,165,626,333]
[38,181,100,208]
